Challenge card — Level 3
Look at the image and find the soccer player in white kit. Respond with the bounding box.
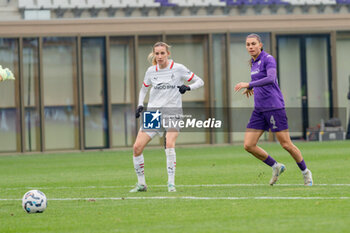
[130,42,204,192]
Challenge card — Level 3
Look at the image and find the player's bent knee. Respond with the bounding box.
[133,143,144,156]
[280,142,292,151]
[244,143,255,152]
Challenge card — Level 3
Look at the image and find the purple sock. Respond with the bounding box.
[297,160,307,171]
[263,155,277,167]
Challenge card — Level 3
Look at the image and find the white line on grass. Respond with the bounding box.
[2,183,350,190]
[0,196,349,201]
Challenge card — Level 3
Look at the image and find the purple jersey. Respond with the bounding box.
[249,51,285,112]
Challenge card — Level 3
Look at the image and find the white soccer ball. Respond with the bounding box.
[22,190,47,214]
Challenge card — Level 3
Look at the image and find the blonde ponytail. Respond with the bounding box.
[147,52,157,66]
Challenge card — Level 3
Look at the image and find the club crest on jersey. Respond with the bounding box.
[143,110,161,129]
[171,73,175,79]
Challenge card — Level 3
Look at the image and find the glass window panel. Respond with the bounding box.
[0,38,19,152]
[42,37,78,150]
[212,34,228,143]
[23,38,41,152]
[336,33,350,132]
[306,37,330,127]
[229,33,270,142]
[82,37,107,148]
[278,37,303,137]
[166,35,208,144]
[110,37,135,147]
[166,35,206,102]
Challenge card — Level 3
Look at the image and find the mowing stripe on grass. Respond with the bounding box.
[1,196,350,201]
[1,183,350,190]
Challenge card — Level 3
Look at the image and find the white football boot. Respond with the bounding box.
[303,169,313,186]
[269,163,286,185]
[168,183,176,192]
[129,183,147,193]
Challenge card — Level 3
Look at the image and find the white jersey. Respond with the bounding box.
[141,60,203,109]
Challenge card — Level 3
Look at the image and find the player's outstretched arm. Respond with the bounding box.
[234,82,249,92]
[177,75,204,94]
[248,68,276,88]
[188,75,204,91]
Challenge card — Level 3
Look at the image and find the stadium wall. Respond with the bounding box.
[0,13,349,153]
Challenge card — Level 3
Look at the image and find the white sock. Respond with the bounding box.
[165,148,176,185]
[272,162,278,168]
[133,154,146,185]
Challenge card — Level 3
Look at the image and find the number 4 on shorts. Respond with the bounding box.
[270,115,277,129]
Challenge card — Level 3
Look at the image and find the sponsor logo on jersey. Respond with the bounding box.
[154,83,176,90]
[251,69,260,75]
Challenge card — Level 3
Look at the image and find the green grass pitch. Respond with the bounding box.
[0,141,349,233]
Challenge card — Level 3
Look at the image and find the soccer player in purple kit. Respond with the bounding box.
[234,33,313,186]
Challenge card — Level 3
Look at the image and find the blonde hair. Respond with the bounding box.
[147,42,171,65]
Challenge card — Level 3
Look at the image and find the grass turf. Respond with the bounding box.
[0,141,349,232]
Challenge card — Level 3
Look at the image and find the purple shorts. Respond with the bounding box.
[247,109,288,132]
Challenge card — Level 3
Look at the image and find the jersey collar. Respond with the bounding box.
[156,60,174,72]
[251,51,265,64]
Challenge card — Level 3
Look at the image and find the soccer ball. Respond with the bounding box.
[22,190,47,214]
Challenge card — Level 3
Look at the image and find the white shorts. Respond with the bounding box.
[141,108,182,139]
[140,128,181,139]
[140,117,181,139]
